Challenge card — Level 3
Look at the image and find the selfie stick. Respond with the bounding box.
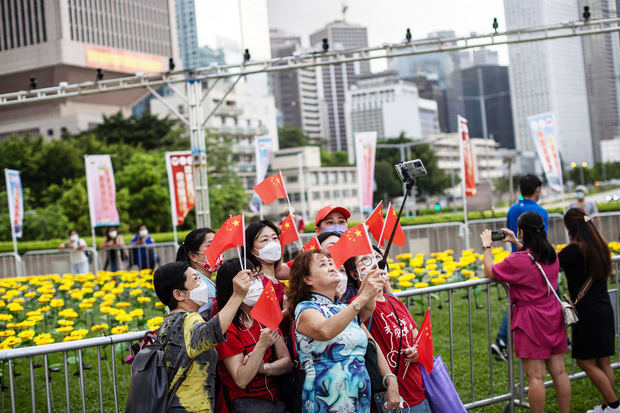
[378,178,415,270]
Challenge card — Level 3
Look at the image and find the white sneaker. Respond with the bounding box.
[606,406,620,413]
[587,405,605,413]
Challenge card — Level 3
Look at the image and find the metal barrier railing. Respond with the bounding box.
[95,242,178,272]
[0,331,145,413]
[22,248,97,277]
[0,252,21,278]
[395,278,515,412]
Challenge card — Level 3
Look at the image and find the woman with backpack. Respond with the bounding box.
[480,211,571,413]
[215,258,292,413]
[152,261,252,413]
[559,208,618,413]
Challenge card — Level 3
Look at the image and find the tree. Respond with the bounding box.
[321,150,350,166]
[278,125,324,149]
[374,134,451,203]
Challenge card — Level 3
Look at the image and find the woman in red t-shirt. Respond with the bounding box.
[347,251,431,413]
[216,258,292,413]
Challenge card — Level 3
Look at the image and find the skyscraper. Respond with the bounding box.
[0,0,179,139]
[461,65,515,149]
[578,0,620,161]
[269,29,322,138]
[310,20,370,155]
[504,0,593,166]
[175,0,199,69]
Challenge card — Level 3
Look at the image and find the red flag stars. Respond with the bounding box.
[249,280,283,331]
[279,214,300,247]
[381,203,406,248]
[252,173,288,205]
[328,224,373,268]
[365,202,384,243]
[204,214,245,268]
[415,308,434,373]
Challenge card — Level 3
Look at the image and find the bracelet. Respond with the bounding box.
[382,373,397,387]
[482,245,492,251]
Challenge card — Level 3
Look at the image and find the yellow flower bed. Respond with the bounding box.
[0,270,164,350]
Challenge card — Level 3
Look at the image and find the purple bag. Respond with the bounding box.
[420,355,468,413]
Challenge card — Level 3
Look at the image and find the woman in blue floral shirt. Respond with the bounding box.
[287,250,400,413]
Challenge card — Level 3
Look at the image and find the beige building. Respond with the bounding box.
[0,0,179,139]
[263,146,360,222]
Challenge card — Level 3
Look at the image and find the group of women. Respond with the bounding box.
[480,208,617,413]
[152,205,431,413]
[150,202,618,413]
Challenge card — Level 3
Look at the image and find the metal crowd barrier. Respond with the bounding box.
[395,278,516,412]
[0,331,145,413]
[95,242,178,272]
[22,248,97,277]
[0,253,21,278]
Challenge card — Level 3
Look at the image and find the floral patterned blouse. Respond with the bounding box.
[294,293,371,413]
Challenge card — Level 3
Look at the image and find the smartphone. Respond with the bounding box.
[491,230,506,242]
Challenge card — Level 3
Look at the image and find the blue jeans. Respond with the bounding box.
[497,312,508,346]
[387,399,432,413]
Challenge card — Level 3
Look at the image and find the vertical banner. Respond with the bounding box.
[85,155,120,228]
[527,113,564,192]
[4,169,23,239]
[250,137,273,212]
[458,116,477,197]
[165,151,196,226]
[354,131,377,216]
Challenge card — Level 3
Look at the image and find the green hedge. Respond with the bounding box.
[3,202,620,254]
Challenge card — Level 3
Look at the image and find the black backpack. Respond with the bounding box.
[125,328,194,413]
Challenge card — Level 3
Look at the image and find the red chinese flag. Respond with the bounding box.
[204,214,245,268]
[252,174,287,205]
[285,259,294,268]
[279,214,300,247]
[416,308,434,373]
[365,203,384,243]
[328,224,373,269]
[380,203,406,248]
[303,237,321,251]
[249,280,283,331]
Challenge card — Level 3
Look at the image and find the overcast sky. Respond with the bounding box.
[266,0,509,67]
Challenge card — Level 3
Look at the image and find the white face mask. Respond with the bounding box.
[188,280,210,306]
[336,271,348,297]
[243,278,264,306]
[356,265,370,280]
[109,231,117,239]
[70,234,79,243]
[139,229,148,237]
[255,241,282,263]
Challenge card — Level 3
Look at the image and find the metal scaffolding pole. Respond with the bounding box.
[186,79,211,228]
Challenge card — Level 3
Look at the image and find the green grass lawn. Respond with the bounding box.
[0,281,618,412]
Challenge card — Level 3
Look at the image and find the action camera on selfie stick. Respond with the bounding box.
[377,159,427,270]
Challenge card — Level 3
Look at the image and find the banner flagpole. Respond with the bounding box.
[242,214,246,271]
[378,202,390,247]
[457,117,470,248]
[4,170,18,257]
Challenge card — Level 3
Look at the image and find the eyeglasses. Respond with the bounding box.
[357,254,383,268]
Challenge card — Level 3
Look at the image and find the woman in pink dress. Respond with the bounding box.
[480,211,571,413]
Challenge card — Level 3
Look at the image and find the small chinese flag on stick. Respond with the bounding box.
[415,307,433,373]
[279,214,300,247]
[249,280,283,331]
[328,224,373,269]
[365,202,384,243]
[380,203,406,248]
[303,237,321,251]
[253,173,288,205]
[204,214,245,268]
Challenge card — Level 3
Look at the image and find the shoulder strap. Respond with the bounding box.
[164,314,197,410]
[527,253,562,305]
[572,277,593,306]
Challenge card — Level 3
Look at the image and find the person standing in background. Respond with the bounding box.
[130,224,157,269]
[569,185,599,227]
[99,226,125,272]
[59,229,89,274]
